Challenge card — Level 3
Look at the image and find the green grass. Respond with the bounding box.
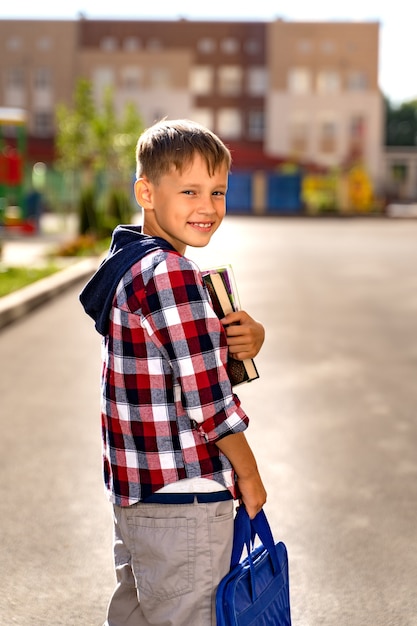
[0,265,61,298]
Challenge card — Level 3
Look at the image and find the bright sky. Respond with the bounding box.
[1,0,415,105]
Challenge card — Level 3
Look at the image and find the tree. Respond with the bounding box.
[55,79,144,235]
[114,102,143,184]
[55,78,96,172]
[385,97,417,146]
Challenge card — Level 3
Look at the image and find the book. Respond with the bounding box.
[202,265,259,387]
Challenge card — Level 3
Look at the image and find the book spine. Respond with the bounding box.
[202,268,259,386]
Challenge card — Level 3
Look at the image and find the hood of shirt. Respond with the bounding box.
[79,224,175,336]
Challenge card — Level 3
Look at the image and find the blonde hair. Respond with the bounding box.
[136,118,232,183]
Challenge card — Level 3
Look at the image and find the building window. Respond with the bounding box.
[288,68,311,94]
[245,39,261,55]
[317,70,340,94]
[5,90,26,108]
[33,111,54,137]
[6,36,22,51]
[247,67,267,95]
[94,67,114,86]
[124,37,141,51]
[7,67,25,88]
[248,111,264,140]
[298,39,312,54]
[198,37,216,54]
[149,67,170,88]
[221,37,239,54]
[289,115,309,153]
[347,71,368,91]
[37,36,52,51]
[190,66,213,95]
[350,114,366,140]
[391,162,407,183]
[147,38,162,51]
[217,108,242,139]
[191,108,214,130]
[5,69,26,107]
[101,36,117,51]
[93,67,115,101]
[218,66,242,96]
[348,114,366,157]
[122,66,142,91]
[319,116,338,153]
[34,67,52,90]
[321,40,335,54]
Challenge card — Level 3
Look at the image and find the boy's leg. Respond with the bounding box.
[104,506,147,626]
[105,498,234,626]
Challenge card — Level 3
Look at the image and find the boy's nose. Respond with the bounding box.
[197,195,216,213]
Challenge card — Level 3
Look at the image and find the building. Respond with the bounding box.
[0,17,384,190]
[77,18,267,147]
[267,20,383,184]
[0,20,78,162]
[383,147,417,202]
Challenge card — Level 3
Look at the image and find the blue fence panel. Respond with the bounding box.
[226,171,252,213]
[266,173,302,213]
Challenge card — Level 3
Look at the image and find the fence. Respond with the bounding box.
[1,164,379,231]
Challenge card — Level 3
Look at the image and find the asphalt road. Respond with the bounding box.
[1,216,417,626]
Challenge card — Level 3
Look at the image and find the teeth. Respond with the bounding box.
[192,223,211,228]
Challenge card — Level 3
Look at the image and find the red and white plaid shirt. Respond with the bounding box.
[101,248,249,506]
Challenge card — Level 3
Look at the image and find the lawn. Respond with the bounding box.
[0,265,61,298]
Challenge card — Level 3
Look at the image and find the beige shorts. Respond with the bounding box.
[105,497,234,626]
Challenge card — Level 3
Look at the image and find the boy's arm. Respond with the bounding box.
[215,432,267,519]
[221,311,265,360]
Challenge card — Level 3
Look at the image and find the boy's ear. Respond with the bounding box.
[134,178,153,210]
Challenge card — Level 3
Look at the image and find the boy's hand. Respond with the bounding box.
[221,311,265,360]
[215,432,267,520]
[236,471,267,520]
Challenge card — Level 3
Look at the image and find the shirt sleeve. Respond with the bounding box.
[139,252,249,443]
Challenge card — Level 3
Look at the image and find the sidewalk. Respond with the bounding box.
[0,214,98,330]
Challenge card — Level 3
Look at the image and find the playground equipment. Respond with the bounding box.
[0,107,28,230]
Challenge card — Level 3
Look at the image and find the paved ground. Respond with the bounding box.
[1,216,417,625]
[0,215,98,330]
[1,213,78,267]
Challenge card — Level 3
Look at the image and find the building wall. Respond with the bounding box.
[0,20,78,136]
[0,17,385,194]
[77,19,267,142]
[78,48,193,124]
[267,92,383,178]
[268,21,379,91]
[266,20,383,184]
[383,147,417,201]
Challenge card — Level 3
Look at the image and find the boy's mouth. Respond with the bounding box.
[189,222,213,230]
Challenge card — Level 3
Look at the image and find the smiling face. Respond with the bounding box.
[134,153,228,255]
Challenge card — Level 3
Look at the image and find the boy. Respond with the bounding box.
[80,119,267,626]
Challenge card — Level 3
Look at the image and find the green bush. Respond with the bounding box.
[99,188,134,236]
[78,186,98,235]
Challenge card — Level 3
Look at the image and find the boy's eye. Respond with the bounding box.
[181,189,226,196]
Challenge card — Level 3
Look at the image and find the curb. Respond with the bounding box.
[0,257,99,331]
